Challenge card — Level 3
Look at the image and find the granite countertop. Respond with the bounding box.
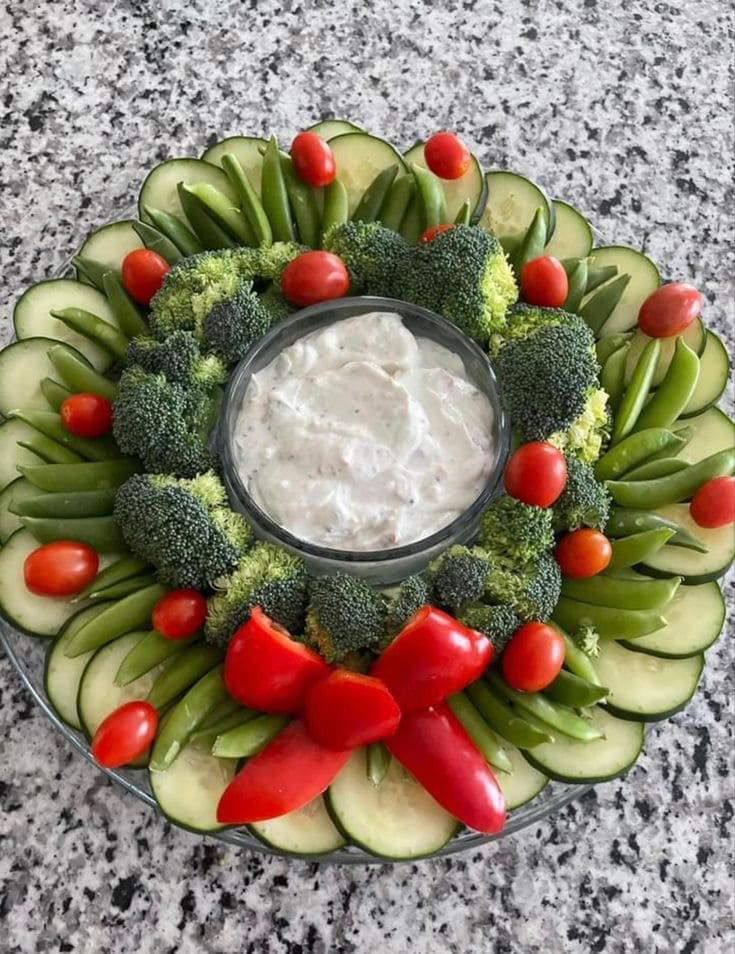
[1,1,733,951]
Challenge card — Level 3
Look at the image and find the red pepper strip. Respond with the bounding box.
[304,670,401,750]
[384,701,506,834]
[371,606,493,713]
[216,719,351,825]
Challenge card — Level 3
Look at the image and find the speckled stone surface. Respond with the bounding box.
[0,1,733,952]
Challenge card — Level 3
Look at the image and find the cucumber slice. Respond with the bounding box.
[403,142,487,222]
[150,740,236,832]
[679,331,731,417]
[0,339,91,417]
[624,318,707,387]
[478,171,555,246]
[0,419,45,491]
[590,246,660,336]
[544,200,593,259]
[328,134,407,216]
[497,743,548,810]
[77,220,143,277]
[250,796,347,856]
[44,603,110,729]
[138,158,239,228]
[639,503,735,583]
[326,748,458,860]
[524,707,644,784]
[307,119,364,140]
[13,278,122,372]
[620,581,725,658]
[676,407,734,466]
[201,135,267,195]
[594,640,703,721]
[0,478,35,544]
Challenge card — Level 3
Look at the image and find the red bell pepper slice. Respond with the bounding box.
[371,606,493,712]
[223,607,331,714]
[304,670,401,750]
[384,701,506,834]
[216,719,351,824]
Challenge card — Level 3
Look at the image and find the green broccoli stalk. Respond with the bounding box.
[427,545,492,612]
[383,575,430,641]
[477,495,555,565]
[126,330,228,388]
[114,471,252,589]
[457,602,521,655]
[553,455,612,532]
[200,283,273,365]
[304,573,387,664]
[485,552,562,622]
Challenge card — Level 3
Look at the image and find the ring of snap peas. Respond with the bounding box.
[65,583,167,657]
[486,671,604,742]
[607,447,734,509]
[465,680,553,749]
[595,426,685,481]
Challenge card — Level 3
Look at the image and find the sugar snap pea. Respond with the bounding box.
[48,345,118,402]
[447,692,513,773]
[596,427,682,481]
[552,596,666,640]
[453,198,472,226]
[114,629,194,686]
[585,264,619,292]
[605,507,708,553]
[189,705,257,748]
[220,153,273,247]
[601,343,630,413]
[146,643,223,710]
[465,680,552,749]
[87,574,158,602]
[177,183,237,250]
[186,182,255,246]
[622,457,688,481]
[101,270,148,340]
[18,435,82,465]
[352,164,399,223]
[9,410,120,462]
[21,514,126,553]
[10,488,117,519]
[514,206,547,275]
[73,555,150,603]
[366,743,392,785]
[558,629,601,686]
[410,163,449,229]
[398,194,423,243]
[281,155,321,247]
[561,573,680,610]
[65,583,167,657]
[142,205,204,257]
[485,671,604,741]
[50,308,130,364]
[607,447,735,509]
[607,527,676,569]
[596,332,632,366]
[377,174,416,232]
[72,255,109,291]
[261,137,297,243]
[18,458,139,493]
[611,338,661,443]
[544,669,609,708]
[320,177,350,242]
[132,220,183,265]
[580,273,631,334]
[633,338,700,431]
[212,714,289,759]
[40,378,72,412]
[563,257,589,314]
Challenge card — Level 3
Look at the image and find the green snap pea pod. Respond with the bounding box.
[580,273,631,334]
[21,514,126,553]
[658,424,695,459]
[320,177,350,242]
[398,194,423,243]
[622,457,689,481]
[48,345,118,403]
[586,264,619,293]
[72,255,110,291]
[18,458,140,493]
[261,137,297,243]
[447,693,513,773]
[558,629,601,686]
[611,338,661,443]
[146,643,223,710]
[212,713,289,759]
[73,555,150,603]
[410,163,449,228]
[513,206,547,275]
[563,257,589,314]
[101,270,149,339]
[605,507,708,553]
[65,583,167,657]
[185,182,255,246]
[366,743,392,786]
[601,343,630,414]
[281,155,321,247]
[352,164,400,223]
[607,527,676,569]
[50,308,130,364]
[544,669,609,708]
[9,410,120,462]
[189,705,257,748]
[114,629,195,686]
[633,339,701,431]
[552,596,667,640]
[376,174,416,232]
[465,680,553,749]
[87,574,158,602]
[596,332,632,366]
[142,205,204,257]
[453,198,472,226]
[485,671,604,742]
[177,183,237,250]
[40,378,72,412]
[608,448,735,509]
[561,573,681,610]
[150,664,228,772]
[10,488,117,519]
[595,427,683,481]
[17,435,82,465]
[132,220,182,265]
[220,153,273,247]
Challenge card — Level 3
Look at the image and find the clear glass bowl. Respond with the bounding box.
[219,296,510,585]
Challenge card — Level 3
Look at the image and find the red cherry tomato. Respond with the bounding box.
[501,622,565,693]
[290,132,336,187]
[555,528,612,579]
[520,256,569,308]
[281,251,350,306]
[305,671,401,750]
[121,248,170,306]
[60,393,114,438]
[217,719,351,824]
[152,589,207,640]
[419,224,454,243]
[91,700,158,768]
[504,442,568,508]
[424,132,471,180]
[371,606,492,713]
[224,607,332,714]
[23,541,99,597]
[690,476,735,529]
[638,282,702,338]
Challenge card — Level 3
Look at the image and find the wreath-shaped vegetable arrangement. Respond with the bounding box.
[0,121,732,861]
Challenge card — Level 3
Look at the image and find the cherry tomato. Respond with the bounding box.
[121,248,170,306]
[224,607,332,714]
[520,256,569,308]
[555,528,612,579]
[281,251,350,307]
[638,282,702,338]
[504,442,568,508]
[419,223,454,243]
[91,701,158,768]
[690,476,735,529]
[371,606,492,712]
[23,541,99,597]
[501,622,565,693]
[305,671,401,750]
[60,393,114,438]
[290,131,336,187]
[152,589,207,640]
[424,132,471,180]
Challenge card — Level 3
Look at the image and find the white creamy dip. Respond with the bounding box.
[232,311,495,551]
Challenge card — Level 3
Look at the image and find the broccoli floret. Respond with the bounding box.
[457,602,521,655]
[200,283,272,365]
[304,573,386,663]
[259,283,295,324]
[114,471,252,589]
[204,542,308,649]
[485,552,562,622]
[383,575,430,639]
[489,302,582,354]
[323,220,409,294]
[478,495,555,565]
[570,624,601,658]
[553,455,611,532]
[548,386,610,465]
[428,545,493,611]
[126,330,227,388]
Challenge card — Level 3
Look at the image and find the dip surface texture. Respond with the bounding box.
[233,311,495,550]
